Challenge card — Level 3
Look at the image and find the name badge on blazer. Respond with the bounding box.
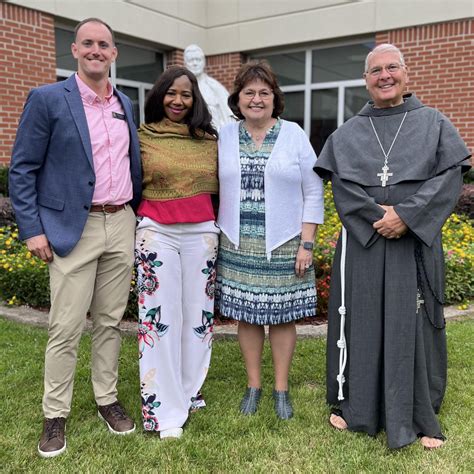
[112,112,126,120]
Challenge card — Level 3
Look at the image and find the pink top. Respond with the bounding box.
[76,74,133,205]
[138,194,215,224]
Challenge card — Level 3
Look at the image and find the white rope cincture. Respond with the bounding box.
[337,226,348,401]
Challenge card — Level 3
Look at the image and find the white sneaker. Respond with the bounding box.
[159,427,183,439]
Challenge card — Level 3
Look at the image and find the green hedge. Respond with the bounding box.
[0,166,8,197]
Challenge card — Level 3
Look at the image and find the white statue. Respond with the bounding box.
[184,44,235,130]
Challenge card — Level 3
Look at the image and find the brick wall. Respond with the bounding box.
[377,18,474,152]
[206,52,245,92]
[0,3,56,165]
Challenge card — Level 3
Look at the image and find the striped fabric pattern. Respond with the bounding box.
[216,120,316,325]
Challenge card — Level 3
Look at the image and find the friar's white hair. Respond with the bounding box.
[365,43,405,72]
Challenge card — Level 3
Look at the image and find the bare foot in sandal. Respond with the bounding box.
[329,413,348,430]
[420,436,445,449]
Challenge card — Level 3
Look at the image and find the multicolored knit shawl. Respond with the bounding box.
[138,118,218,201]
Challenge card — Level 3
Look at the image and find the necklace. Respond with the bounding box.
[245,119,276,144]
[369,111,408,187]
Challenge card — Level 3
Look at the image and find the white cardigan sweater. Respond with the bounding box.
[217,119,324,259]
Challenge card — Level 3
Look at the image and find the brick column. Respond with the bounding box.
[166,49,184,67]
[206,52,246,92]
[0,3,56,165]
[377,19,474,152]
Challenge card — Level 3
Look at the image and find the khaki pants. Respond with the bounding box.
[43,206,135,418]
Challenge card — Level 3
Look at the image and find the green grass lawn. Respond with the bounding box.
[0,316,473,473]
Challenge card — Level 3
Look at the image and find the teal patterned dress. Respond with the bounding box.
[216,120,316,325]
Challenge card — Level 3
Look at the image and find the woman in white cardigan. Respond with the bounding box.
[216,61,324,419]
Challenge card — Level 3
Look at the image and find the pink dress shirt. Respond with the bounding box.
[76,74,133,205]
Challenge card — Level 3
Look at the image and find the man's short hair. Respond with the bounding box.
[74,18,116,44]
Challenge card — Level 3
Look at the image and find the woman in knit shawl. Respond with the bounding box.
[135,66,219,439]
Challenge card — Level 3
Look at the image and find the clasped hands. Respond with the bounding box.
[373,205,408,240]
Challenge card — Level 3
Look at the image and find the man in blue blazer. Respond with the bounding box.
[9,18,142,458]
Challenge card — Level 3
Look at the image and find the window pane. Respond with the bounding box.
[310,89,338,155]
[55,28,76,70]
[312,42,374,83]
[116,44,163,84]
[344,86,370,121]
[280,92,304,129]
[117,86,140,126]
[252,52,305,86]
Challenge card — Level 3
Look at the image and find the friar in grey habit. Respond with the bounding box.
[314,44,471,449]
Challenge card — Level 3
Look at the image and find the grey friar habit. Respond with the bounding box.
[314,94,471,449]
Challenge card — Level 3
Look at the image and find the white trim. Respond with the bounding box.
[304,49,312,137]
[115,77,153,88]
[56,68,74,78]
[280,85,306,93]
[311,79,366,90]
[110,63,117,88]
[139,87,146,125]
[337,86,344,128]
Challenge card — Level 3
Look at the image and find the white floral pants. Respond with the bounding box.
[135,217,219,432]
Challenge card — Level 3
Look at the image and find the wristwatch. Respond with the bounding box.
[300,240,314,251]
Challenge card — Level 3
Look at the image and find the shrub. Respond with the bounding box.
[442,213,474,303]
[0,225,136,313]
[463,168,474,184]
[0,166,8,197]
[0,184,472,317]
[0,225,49,307]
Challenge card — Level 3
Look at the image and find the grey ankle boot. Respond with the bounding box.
[240,387,262,415]
[273,390,293,419]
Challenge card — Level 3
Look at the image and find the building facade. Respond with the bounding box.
[1,0,473,164]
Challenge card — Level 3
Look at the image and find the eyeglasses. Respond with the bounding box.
[241,89,274,100]
[367,63,404,77]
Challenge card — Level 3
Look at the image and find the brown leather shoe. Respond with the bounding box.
[38,417,66,458]
[98,401,135,435]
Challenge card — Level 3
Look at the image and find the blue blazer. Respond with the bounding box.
[9,75,142,257]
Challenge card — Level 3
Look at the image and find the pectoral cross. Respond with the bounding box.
[416,290,425,314]
[377,165,393,187]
